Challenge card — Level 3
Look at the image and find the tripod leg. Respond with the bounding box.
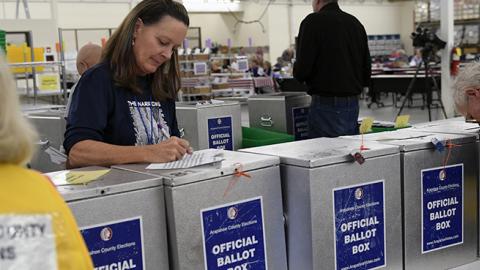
[397,62,422,117]
[427,94,432,121]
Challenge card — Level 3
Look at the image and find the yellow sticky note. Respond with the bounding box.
[395,115,410,128]
[49,169,110,186]
[359,117,374,134]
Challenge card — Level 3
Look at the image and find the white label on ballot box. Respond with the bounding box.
[0,214,57,270]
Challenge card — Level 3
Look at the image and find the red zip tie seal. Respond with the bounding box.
[223,163,251,198]
[442,139,460,170]
[351,133,369,165]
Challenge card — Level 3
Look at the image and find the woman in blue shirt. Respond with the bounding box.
[64,0,192,168]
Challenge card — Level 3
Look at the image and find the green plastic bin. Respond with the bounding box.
[0,30,5,54]
[241,126,294,148]
[370,126,410,133]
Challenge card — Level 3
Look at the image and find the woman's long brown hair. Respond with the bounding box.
[102,0,189,100]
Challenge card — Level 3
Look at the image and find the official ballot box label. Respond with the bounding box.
[81,217,144,270]
[208,116,233,150]
[333,180,386,270]
[201,197,267,270]
[292,106,309,140]
[421,164,464,253]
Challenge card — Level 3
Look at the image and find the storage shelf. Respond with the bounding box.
[8,61,63,67]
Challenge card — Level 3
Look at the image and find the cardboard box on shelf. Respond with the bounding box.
[192,54,209,61]
[211,83,230,90]
[190,86,211,94]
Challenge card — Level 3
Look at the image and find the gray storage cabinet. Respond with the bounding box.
[50,167,170,270]
[26,108,67,172]
[176,101,242,151]
[343,129,478,269]
[114,150,287,270]
[241,138,403,270]
[247,92,311,140]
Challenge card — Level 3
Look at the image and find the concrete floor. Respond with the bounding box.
[358,93,449,124]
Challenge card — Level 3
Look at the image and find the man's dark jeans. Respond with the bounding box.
[308,95,359,138]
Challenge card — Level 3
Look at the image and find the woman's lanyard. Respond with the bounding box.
[134,96,156,145]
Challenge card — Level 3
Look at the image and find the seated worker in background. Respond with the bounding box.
[263,61,272,76]
[409,48,423,67]
[64,0,192,168]
[387,49,409,68]
[210,60,222,73]
[0,54,93,270]
[222,58,231,71]
[281,47,294,64]
[65,43,102,118]
[273,57,284,71]
[249,57,264,77]
[453,62,480,122]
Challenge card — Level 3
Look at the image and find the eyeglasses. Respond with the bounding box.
[465,87,480,97]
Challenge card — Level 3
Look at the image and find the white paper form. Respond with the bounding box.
[146,149,224,170]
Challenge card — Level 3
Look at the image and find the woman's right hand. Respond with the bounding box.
[142,136,192,163]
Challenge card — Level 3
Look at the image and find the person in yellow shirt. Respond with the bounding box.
[0,54,93,269]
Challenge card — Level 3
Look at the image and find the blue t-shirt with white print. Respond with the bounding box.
[64,62,180,154]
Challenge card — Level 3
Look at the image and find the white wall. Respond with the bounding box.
[188,2,269,48]
[0,19,58,48]
[267,5,291,64]
[56,3,130,50]
[57,3,129,28]
[400,1,416,55]
[0,2,51,19]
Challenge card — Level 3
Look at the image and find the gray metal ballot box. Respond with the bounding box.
[343,129,478,269]
[247,92,311,140]
[176,101,242,151]
[413,120,480,258]
[25,108,67,172]
[241,138,403,270]
[114,150,287,270]
[47,166,170,269]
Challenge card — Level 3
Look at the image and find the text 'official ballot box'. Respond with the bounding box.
[247,92,311,140]
[241,138,403,270]
[343,129,478,270]
[176,101,242,151]
[47,166,170,270]
[25,107,67,172]
[113,150,287,270]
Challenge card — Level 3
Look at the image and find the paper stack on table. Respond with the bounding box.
[146,149,224,170]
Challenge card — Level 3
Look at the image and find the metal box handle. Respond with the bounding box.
[37,139,50,150]
[260,116,274,127]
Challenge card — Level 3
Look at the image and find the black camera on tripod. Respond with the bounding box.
[411,27,446,59]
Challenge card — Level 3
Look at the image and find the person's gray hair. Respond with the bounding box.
[453,62,480,115]
[0,54,38,165]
